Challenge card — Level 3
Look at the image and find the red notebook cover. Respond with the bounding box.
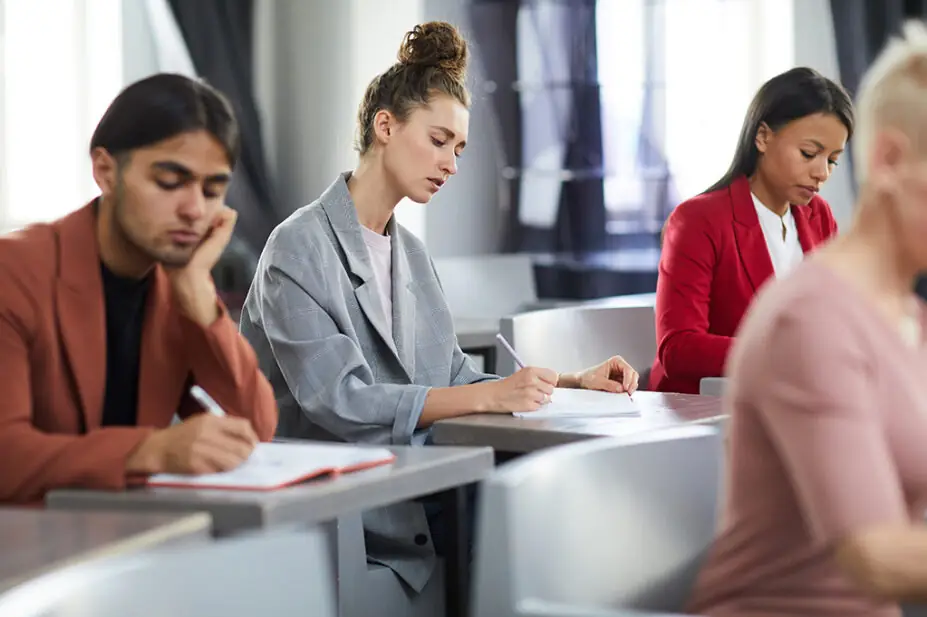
[146,443,397,491]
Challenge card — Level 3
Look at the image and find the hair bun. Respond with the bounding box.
[398,21,468,81]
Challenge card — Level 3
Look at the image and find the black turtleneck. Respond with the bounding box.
[99,263,151,427]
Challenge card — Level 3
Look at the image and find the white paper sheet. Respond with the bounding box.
[513,387,642,419]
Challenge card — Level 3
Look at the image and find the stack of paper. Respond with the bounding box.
[513,388,642,419]
[147,442,396,491]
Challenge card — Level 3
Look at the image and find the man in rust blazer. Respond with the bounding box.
[0,73,277,503]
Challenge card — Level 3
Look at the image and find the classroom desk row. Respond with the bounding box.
[2,391,725,617]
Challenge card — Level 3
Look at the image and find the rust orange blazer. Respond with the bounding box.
[649,176,838,394]
[0,204,278,502]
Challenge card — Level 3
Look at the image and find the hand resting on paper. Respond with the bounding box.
[556,355,639,395]
[125,413,259,476]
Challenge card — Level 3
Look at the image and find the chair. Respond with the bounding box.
[498,304,656,380]
[698,378,727,397]
[470,425,723,617]
[0,527,335,617]
[434,254,539,320]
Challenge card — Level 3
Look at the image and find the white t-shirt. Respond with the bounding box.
[752,192,803,277]
[360,225,393,336]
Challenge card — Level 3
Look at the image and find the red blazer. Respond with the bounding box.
[649,176,838,394]
[0,204,278,502]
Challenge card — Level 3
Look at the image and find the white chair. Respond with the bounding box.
[0,527,335,617]
[434,254,539,320]
[498,304,656,380]
[698,378,727,397]
[470,425,723,617]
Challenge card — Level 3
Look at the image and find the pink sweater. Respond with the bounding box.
[689,260,927,617]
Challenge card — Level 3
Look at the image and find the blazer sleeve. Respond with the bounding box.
[175,303,278,441]
[656,203,732,380]
[0,278,154,503]
[254,255,431,446]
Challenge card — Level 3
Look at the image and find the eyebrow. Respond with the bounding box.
[432,126,467,150]
[151,161,231,184]
[805,139,844,154]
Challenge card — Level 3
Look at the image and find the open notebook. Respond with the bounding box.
[146,442,396,491]
[513,387,642,419]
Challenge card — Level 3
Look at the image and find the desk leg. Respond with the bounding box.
[443,485,470,617]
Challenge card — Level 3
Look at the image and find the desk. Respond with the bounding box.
[431,391,725,454]
[47,444,493,617]
[0,509,210,592]
[455,317,499,373]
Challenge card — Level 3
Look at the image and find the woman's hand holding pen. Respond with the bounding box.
[486,367,559,413]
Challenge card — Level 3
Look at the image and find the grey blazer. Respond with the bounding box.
[239,173,496,592]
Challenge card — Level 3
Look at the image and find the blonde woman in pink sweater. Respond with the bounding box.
[690,21,927,617]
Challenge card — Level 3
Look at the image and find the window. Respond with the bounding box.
[0,0,123,232]
[597,0,794,233]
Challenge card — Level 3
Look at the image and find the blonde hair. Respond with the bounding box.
[855,20,927,183]
[355,21,470,155]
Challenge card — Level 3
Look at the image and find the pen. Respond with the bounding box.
[495,333,526,370]
[189,385,227,417]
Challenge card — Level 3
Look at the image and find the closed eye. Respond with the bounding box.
[431,137,447,147]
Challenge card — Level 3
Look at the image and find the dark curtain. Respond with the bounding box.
[167,0,283,298]
[830,0,927,297]
[555,1,607,253]
[469,0,606,254]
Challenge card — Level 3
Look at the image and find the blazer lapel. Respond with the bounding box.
[55,204,106,431]
[389,219,417,378]
[730,176,775,292]
[136,267,190,427]
[791,203,816,253]
[320,173,402,362]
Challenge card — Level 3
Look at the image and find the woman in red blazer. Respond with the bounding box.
[650,68,854,394]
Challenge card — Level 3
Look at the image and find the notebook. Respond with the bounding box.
[513,387,642,419]
[146,442,397,491]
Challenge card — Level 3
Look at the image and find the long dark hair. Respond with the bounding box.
[705,67,854,194]
[90,73,240,166]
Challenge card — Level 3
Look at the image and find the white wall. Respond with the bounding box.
[792,0,856,228]
[121,0,159,83]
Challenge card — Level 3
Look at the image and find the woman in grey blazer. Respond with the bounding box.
[240,21,639,594]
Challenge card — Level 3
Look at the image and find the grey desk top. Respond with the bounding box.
[47,444,494,536]
[0,509,210,591]
[431,391,725,453]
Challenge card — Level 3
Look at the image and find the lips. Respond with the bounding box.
[427,177,445,192]
[168,230,201,245]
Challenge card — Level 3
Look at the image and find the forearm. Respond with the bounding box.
[0,426,155,502]
[418,382,496,427]
[837,526,927,602]
[659,331,733,380]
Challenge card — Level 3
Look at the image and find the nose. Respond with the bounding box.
[176,185,207,223]
[810,157,830,184]
[440,152,458,177]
